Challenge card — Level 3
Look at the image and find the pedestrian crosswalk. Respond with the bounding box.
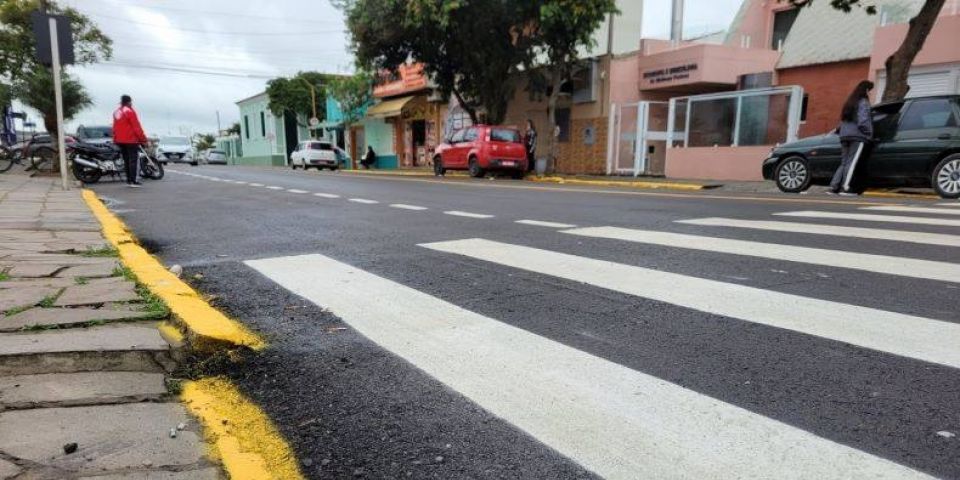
[246,200,960,479]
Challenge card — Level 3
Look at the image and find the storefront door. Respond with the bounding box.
[610,101,670,176]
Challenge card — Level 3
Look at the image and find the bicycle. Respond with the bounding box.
[0,134,59,174]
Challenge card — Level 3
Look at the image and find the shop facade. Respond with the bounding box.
[605,0,960,182]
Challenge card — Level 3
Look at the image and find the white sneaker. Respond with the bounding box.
[127,183,142,188]
[839,192,858,197]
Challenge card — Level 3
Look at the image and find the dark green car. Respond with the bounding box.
[762,95,960,199]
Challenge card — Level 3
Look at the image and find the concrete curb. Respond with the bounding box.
[182,377,305,480]
[81,190,265,352]
[862,190,940,200]
[526,175,708,191]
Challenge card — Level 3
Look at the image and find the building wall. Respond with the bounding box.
[724,0,790,50]
[237,95,285,166]
[581,0,644,58]
[777,59,870,137]
[665,145,770,181]
[868,13,960,85]
[361,117,397,169]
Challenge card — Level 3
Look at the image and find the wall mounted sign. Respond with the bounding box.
[642,63,698,85]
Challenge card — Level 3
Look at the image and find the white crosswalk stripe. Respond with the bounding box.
[863,205,960,216]
[421,238,960,370]
[776,210,960,227]
[246,254,933,480]
[677,217,960,247]
[937,202,960,207]
[562,226,960,283]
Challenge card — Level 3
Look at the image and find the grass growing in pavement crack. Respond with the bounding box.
[21,319,108,332]
[0,271,9,282]
[38,294,58,308]
[114,265,136,281]
[3,304,32,316]
[75,277,89,285]
[81,246,119,257]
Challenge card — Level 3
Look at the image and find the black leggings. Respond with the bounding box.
[118,144,139,183]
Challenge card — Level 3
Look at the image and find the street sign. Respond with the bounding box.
[309,117,320,127]
[31,12,75,66]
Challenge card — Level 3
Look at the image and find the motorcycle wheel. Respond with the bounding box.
[142,157,165,180]
[72,160,102,184]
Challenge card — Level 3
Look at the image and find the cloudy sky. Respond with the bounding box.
[29,0,740,137]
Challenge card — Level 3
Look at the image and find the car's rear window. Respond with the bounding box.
[310,142,333,150]
[489,128,521,143]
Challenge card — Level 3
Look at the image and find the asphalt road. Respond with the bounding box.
[93,166,960,479]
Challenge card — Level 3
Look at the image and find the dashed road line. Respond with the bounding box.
[444,210,494,219]
[266,186,284,190]
[349,198,379,204]
[313,193,340,198]
[249,183,264,187]
[390,204,428,211]
[516,219,577,228]
[287,189,308,194]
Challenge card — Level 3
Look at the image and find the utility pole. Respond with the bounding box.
[49,16,69,190]
[298,77,318,139]
[216,110,221,135]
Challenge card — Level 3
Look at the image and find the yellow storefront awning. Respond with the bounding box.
[365,96,416,119]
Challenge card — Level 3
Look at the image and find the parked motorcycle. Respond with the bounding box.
[70,142,164,184]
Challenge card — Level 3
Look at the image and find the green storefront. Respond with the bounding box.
[235,92,311,166]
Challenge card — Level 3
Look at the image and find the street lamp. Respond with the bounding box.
[298,77,318,139]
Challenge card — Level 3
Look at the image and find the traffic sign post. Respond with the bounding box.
[31,12,74,190]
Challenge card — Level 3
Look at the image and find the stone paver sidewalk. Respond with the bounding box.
[0,174,220,479]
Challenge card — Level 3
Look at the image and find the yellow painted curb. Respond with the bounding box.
[527,175,706,191]
[81,190,265,351]
[335,169,467,177]
[182,377,304,480]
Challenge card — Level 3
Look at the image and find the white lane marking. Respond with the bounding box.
[266,186,284,190]
[678,217,960,248]
[937,202,960,207]
[444,210,494,219]
[516,219,578,228]
[287,189,308,194]
[313,193,340,198]
[390,204,428,211]
[249,183,264,187]
[563,226,960,284]
[234,181,248,185]
[863,205,960,216]
[349,198,379,204]
[776,211,960,227]
[246,254,932,480]
[421,239,960,370]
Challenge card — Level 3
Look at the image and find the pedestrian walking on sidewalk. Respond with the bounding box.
[112,95,148,188]
[829,81,875,196]
[524,119,537,173]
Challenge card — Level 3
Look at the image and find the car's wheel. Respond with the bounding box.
[932,153,960,199]
[774,156,811,193]
[433,156,446,176]
[468,157,485,178]
[511,170,525,180]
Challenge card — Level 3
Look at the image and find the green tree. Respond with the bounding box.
[527,0,617,172]
[328,70,373,126]
[0,0,113,84]
[265,71,335,132]
[225,121,241,136]
[338,0,537,124]
[13,66,91,138]
[787,0,947,102]
[193,133,216,151]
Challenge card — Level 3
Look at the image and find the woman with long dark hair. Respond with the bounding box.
[829,80,874,195]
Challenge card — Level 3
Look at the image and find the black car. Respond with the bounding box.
[762,95,960,199]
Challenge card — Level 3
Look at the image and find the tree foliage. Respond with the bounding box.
[12,66,91,137]
[194,133,216,151]
[328,70,374,126]
[265,71,335,127]
[339,0,616,127]
[785,0,947,102]
[225,121,241,136]
[0,0,113,84]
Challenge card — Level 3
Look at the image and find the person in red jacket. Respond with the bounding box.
[112,95,148,187]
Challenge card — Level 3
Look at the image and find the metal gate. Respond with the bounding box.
[608,101,670,176]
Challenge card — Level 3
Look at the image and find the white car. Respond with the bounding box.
[156,136,197,166]
[290,141,338,170]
